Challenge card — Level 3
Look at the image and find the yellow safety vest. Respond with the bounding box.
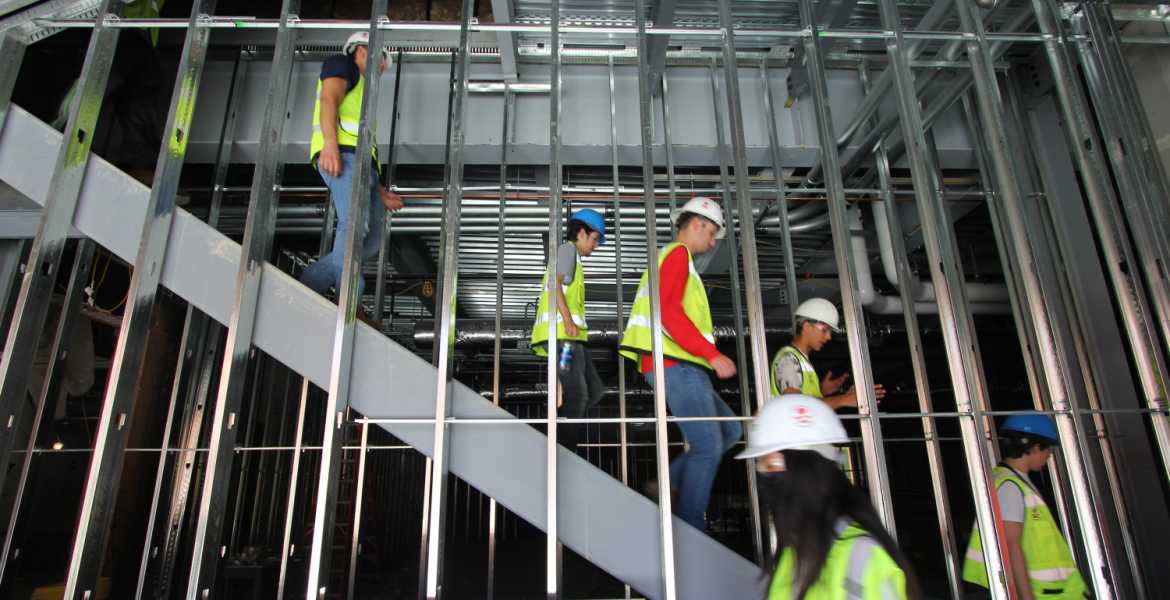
[125,0,163,46]
[771,345,822,397]
[531,246,588,357]
[310,67,379,172]
[770,524,908,600]
[962,466,1087,599]
[618,242,715,371]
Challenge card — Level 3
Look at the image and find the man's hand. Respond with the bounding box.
[381,188,404,212]
[821,371,849,396]
[318,143,343,178]
[825,383,884,410]
[563,321,579,339]
[709,354,737,379]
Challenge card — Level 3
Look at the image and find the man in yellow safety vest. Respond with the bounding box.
[963,412,1087,599]
[300,31,405,327]
[530,209,607,453]
[771,298,884,409]
[618,197,741,530]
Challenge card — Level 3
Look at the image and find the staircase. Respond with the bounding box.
[0,104,768,600]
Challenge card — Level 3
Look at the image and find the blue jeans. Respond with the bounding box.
[300,152,385,300]
[645,363,742,530]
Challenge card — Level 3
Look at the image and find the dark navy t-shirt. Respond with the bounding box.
[316,53,366,159]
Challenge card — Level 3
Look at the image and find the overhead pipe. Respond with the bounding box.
[801,1,1034,190]
[849,207,1012,315]
[871,202,1009,303]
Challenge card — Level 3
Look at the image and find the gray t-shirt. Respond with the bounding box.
[557,242,578,285]
[773,347,808,394]
[997,467,1034,523]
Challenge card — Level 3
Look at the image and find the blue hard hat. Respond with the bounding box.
[1002,411,1060,446]
[568,209,606,244]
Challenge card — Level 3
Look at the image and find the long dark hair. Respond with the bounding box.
[759,449,922,600]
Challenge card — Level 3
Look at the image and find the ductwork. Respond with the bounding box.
[851,206,1012,315]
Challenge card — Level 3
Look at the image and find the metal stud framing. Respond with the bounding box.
[420,0,473,595]
[795,0,894,531]
[306,4,388,597]
[0,0,121,539]
[186,0,300,594]
[4,1,1170,599]
[62,1,213,596]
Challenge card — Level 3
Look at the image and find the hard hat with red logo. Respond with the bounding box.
[736,395,849,461]
[671,197,726,239]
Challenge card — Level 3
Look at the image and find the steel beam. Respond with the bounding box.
[634,0,678,596]
[62,1,212,597]
[0,0,120,540]
[185,0,299,595]
[796,0,893,530]
[955,0,1119,596]
[488,0,518,82]
[306,5,388,597]
[420,0,472,595]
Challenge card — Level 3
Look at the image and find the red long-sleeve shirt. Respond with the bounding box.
[640,246,721,374]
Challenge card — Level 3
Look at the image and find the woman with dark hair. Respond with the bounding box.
[738,395,921,600]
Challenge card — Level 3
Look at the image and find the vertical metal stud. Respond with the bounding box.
[633,0,678,597]
[186,0,300,594]
[795,0,894,531]
[207,51,249,231]
[307,5,389,596]
[706,56,764,566]
[758,65,798,322]
[544,2,562,598]
[486,85,511,600]
[277,379,312,600]
[346,422,370,600]
[373,52,404,326]
[62,2,213,597]
[954,0,1118,596]
[660,72,678,238]
[420,0,473,595]
[0,0,122,520]
[606,57,631,599]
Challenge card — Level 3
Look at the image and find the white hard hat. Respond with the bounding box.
[671,197,726,239]
[736,395,849,461]
[343,31,391,66]
[794,297,842,333]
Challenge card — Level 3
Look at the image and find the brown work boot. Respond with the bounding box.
[640,479,679,511]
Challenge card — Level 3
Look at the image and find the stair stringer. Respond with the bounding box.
[0,105,768,600]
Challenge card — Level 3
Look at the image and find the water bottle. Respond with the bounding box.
[557,341,573,372]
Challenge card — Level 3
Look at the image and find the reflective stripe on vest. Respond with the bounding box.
[962,466,1085,598]
[771,345,823,397]
[618,242,716,371]
[769,524,908,600]
[310,66,380,171]
[531,248,588,356]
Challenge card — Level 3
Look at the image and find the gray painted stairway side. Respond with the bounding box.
[0,105,767,600]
